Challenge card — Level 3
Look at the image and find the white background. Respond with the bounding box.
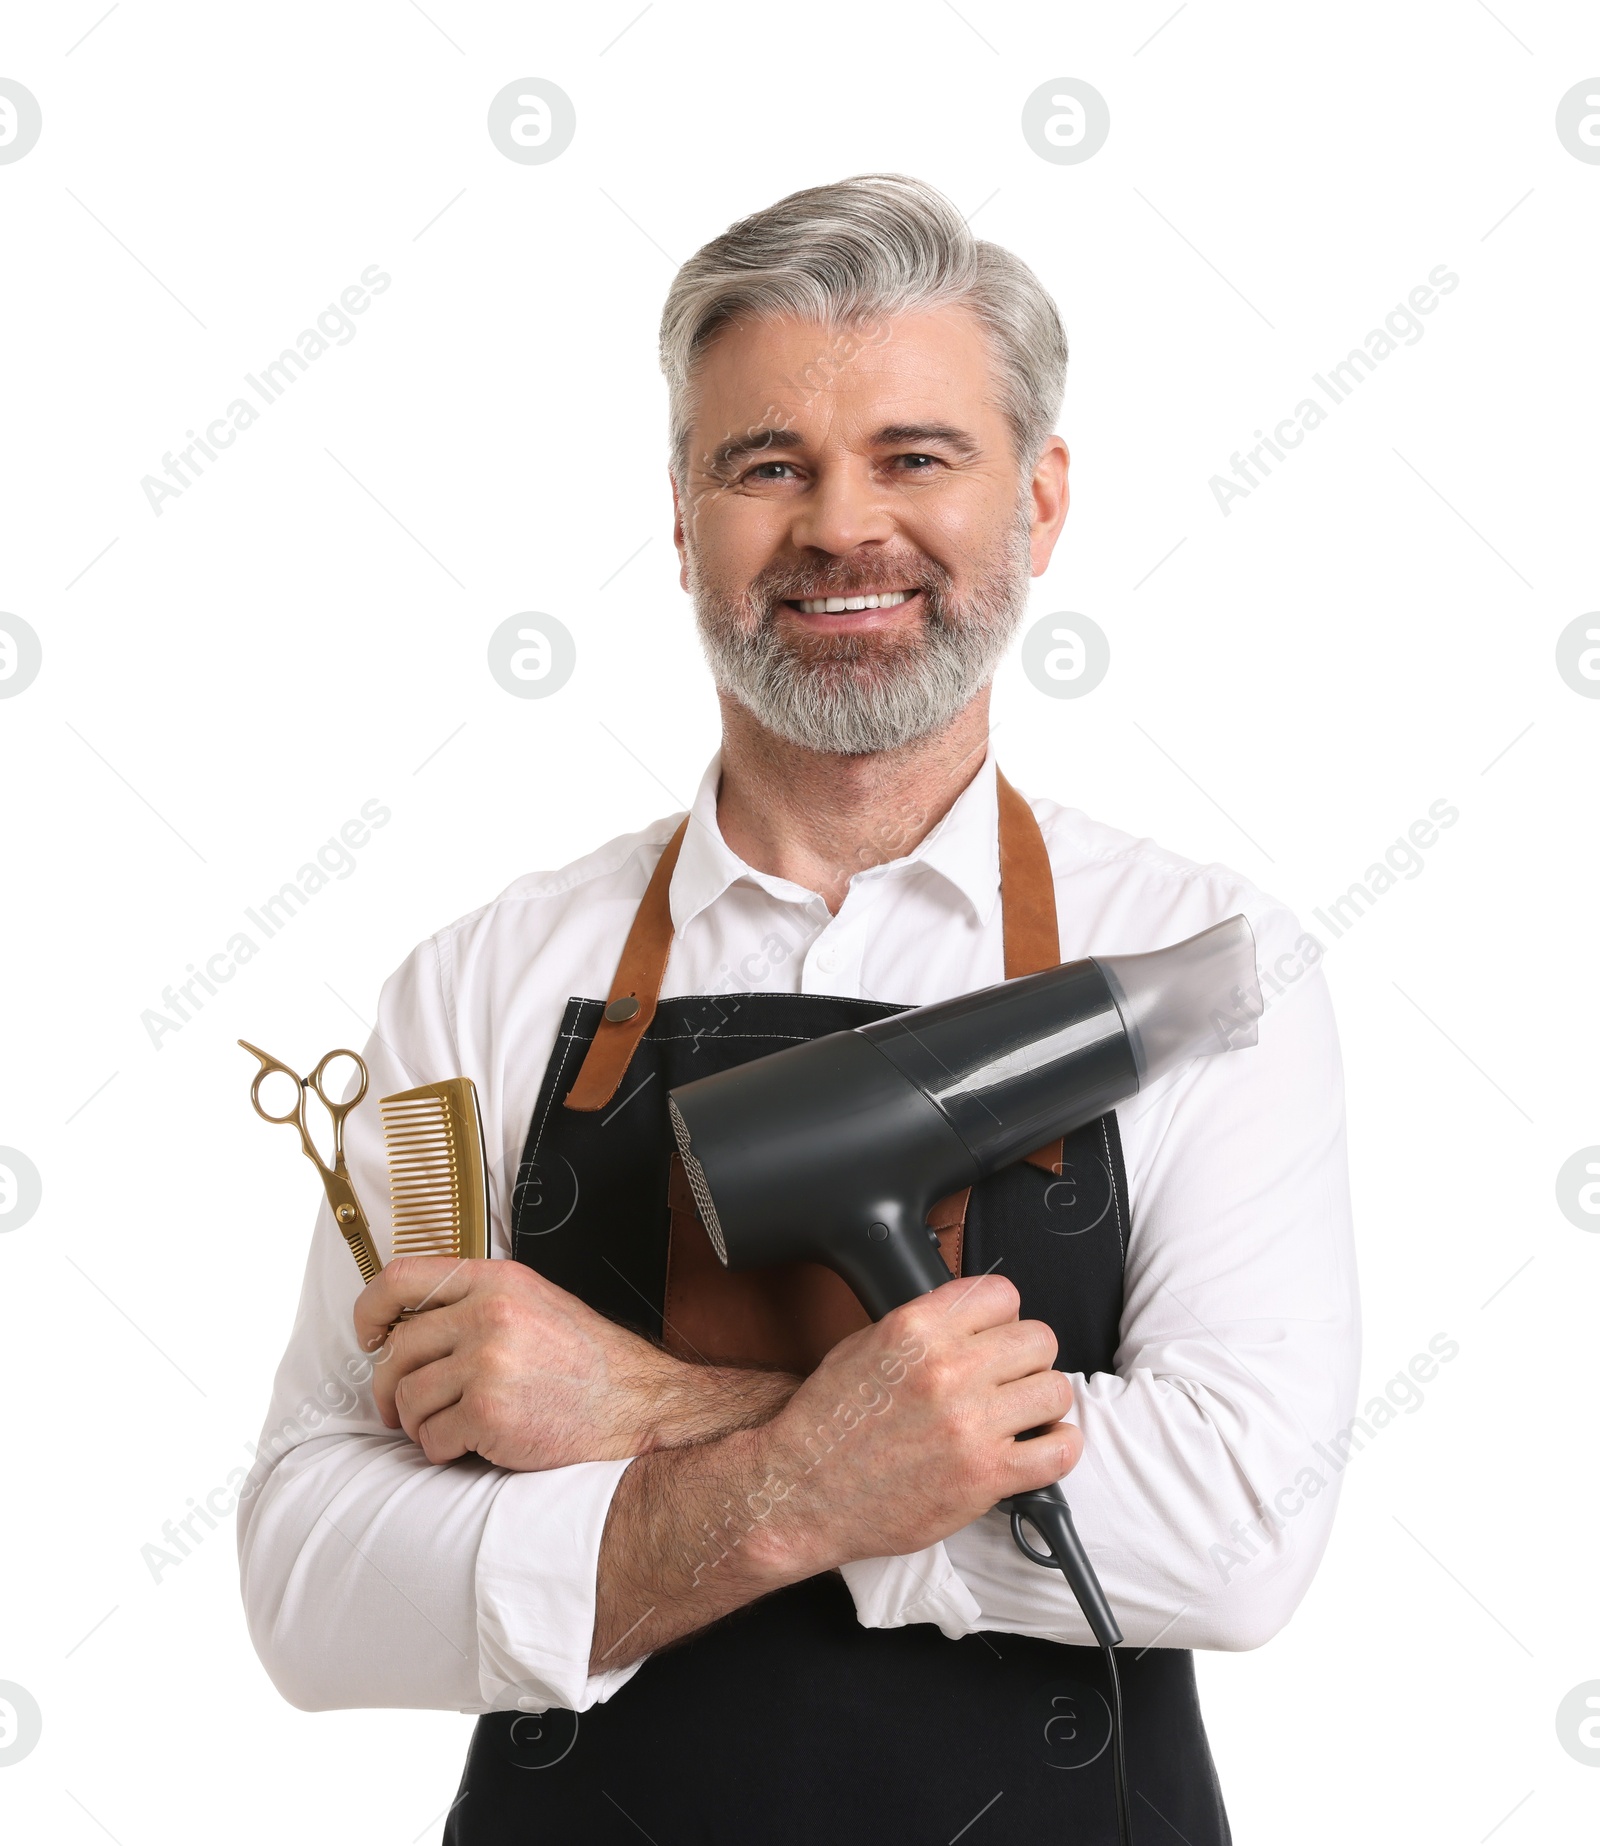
[1,2,1596,1840]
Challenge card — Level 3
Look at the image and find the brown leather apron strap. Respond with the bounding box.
[996,768,1060,980]
[562,815,691,1111]
[993,770,1065,1177]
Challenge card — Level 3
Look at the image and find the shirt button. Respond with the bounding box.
[815,946,840,973]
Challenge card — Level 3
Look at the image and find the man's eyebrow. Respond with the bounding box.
[704,427,804,475]
[870,422,982,459]
[703,421,982,475]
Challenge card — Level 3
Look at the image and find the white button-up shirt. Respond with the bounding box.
[237,744,1360,1713]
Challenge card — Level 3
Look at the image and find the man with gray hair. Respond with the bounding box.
[240,173,1357,1845]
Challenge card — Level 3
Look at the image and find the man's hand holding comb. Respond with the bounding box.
[354,1256,800,1472]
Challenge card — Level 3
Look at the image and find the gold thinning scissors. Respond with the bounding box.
[239,1039,381,1283]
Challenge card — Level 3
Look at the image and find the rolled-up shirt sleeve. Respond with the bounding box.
[236,936,647,1714]
[843,901,1361,1653]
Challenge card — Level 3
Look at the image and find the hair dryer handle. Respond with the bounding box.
[825,1214,1126,1652]
[827,1213,954,1319]
[1002,1483,1123,1648]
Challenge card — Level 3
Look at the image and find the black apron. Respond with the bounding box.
[445,775,1231,1846]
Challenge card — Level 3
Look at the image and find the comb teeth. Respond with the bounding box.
[378,1079,490,1263]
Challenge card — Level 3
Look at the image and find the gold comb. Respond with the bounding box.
[378,1078,490,1266]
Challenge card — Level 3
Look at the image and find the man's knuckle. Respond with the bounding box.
[477,1293,520,1335]
[1024,1319,1059,1365]
[883,1299,927,1342]
[965,1273,1018,1316]
[386,1255,423,1292]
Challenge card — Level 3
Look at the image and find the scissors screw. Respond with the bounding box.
[337,1205,356,1223]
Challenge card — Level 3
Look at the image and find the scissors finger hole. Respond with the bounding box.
[254,1068,304,1122]
[316,1050,367,1107]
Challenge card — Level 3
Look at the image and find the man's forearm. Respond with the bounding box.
[590,1282,1083,1675]
[590,1424,815,1673]
[642,1360,802,1453]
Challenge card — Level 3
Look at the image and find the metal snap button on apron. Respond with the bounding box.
[603,996,641,1023]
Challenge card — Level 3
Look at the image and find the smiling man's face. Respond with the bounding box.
[672,303,1068,756]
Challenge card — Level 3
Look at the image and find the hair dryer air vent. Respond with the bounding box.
[669,1097,727,1262]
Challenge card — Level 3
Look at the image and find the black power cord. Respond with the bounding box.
[1009,1501,1133,1846]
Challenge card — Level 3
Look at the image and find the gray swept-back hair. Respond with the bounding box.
[659,173,1067,487]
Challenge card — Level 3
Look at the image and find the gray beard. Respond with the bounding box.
[689,501,1034,757]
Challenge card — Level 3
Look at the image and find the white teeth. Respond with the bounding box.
[792,589,914,615]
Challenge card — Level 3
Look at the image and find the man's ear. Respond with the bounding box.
[1027,436,1070,578]
[670,467,690,591]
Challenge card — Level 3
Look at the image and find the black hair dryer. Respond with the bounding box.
[667,914,1263,1657]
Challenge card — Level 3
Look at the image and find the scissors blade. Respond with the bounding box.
[318,1169,382,1284]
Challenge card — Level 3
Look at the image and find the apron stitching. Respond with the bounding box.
[556,1029,820,1046]
[1100,1114,1125,1265]
[565,992,894,1013]
[525,1007,586,1177]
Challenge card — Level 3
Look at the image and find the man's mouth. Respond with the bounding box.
[781,588,919,616]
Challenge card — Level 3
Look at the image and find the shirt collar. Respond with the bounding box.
[669,742,1003,935]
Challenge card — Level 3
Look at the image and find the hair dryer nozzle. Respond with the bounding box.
[1092,913,1261,1087]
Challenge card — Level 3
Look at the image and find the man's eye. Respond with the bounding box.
[735,454,942,483]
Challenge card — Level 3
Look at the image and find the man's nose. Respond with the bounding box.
[785,458,899,556]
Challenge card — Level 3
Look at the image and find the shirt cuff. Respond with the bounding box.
[473,1456,645,1713]
[838,1538,984,1639]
